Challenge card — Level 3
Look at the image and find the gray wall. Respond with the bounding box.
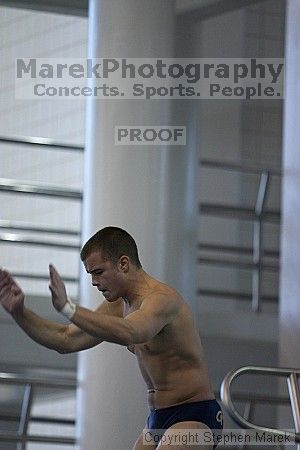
[175,0,285,431]
[0,6,86,373]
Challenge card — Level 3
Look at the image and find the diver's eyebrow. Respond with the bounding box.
[88,267,103,274]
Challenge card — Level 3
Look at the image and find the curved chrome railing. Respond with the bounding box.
[220,365,300,444]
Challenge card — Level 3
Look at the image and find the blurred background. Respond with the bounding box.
[0,1,298,449]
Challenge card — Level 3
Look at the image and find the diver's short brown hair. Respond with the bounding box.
[80,226,142,268]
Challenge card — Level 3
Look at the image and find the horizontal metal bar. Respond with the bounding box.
[229,393,291,405]
[0,234,80,250]
[31,416,75,425]
[200,203,280,223]
[0,178,82,199]
[11,272,79,283]
[0,220,80,236]
[0,414,75,425]
[227,365,300,389]
[0,0,88,17]
[178,0,272,22]
[197,288,278,303]
[198,242,279,259]
[0,433,75,444]
[200,158,281,176]
[198,256,278,272]
[0,135,84,151]
[0,372,76,388]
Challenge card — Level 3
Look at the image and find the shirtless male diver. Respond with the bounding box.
[0,226,223,449]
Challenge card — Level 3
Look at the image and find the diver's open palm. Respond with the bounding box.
[0,269,24,315]
[49,264,68,312]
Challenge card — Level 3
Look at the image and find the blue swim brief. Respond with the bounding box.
[147,399,223,448]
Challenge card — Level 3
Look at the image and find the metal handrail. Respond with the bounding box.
[0,135,84,152]
[200,158,281,176]
[0,135,83,287]
[197,237,280,304]
[197,288,278,303]
[0,220,80,236]
[217,391,292,406]
[198,242,279,259]
[199,158,280,310]
[199,202,280,223]
[197,256,278,272]
[0,372,76,388]
[11,272,79,283]
[220,366,300,445]
[0,372,76,447]
[0,413,75,425]
[217,387,294,450]
[0,233,80,250]
[0,178,82,199]
[1,138,280,309]
[0,434,75,445]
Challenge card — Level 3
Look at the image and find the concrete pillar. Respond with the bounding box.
[76,1,179,449]
[279,0,300,370]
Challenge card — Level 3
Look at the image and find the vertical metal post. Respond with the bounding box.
[17,384,34,450]
[252,218,262,312]
[287,373,300,450]
[252,171,270,312]
[241,401,255,450]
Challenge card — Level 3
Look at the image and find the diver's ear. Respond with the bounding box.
[118,255,130,273]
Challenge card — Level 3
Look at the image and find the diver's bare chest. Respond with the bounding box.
[123,301,168,356]
[127,337,162,356]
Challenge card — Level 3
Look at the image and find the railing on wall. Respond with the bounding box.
[198,159,281,312]
[0,368,298,450]
[1,137,281,310]
[220,365,300,450]
[0,372,76,448]
[0,136,83,285]
[0,135,84,152]
[0,137,80,449]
